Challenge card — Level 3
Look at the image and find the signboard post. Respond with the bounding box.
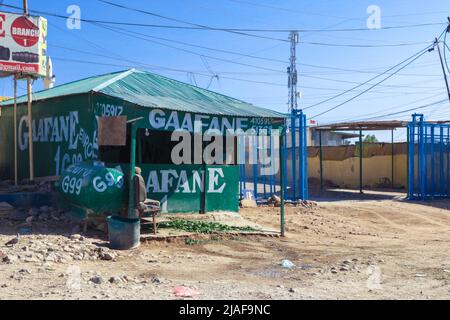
[13,75,17,185]
[0,4,48,182]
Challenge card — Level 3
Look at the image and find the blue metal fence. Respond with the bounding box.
[408,113,450,200]
[239,110,308,201]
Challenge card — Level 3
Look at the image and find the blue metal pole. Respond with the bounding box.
[253,133,258,200]
[304,113,308,199]
[419,116,425,200]
[447,127,450,195]
[407,124,412,199]
[279,126,286,236]
[263,131,267,199]
[440,126,444,196]
[430,125,435,198]
[291,112,297,200]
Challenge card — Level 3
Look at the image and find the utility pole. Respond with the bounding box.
[287,31,299,112]
[435,35,450,104]
[23,0,34,181]
[23,0,28,15]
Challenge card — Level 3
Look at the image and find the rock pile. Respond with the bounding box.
[5,205,72,225]
[1,235,119,265]
[1,204,119,265]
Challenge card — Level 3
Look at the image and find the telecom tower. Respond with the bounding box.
[287,31,299,112]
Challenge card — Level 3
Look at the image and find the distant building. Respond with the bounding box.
[307,127,361,146]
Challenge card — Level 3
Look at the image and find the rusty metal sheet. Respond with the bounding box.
[98,116,127,146]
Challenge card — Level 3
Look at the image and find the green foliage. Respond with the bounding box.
[163,220,257,234]
[185,238,203,245]
[363,134,378,143]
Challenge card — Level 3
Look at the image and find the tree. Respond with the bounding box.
[363,134,378,143]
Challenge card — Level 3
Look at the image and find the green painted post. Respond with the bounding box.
[359,129,363,194]
[128,124,137,219]
[279,127,286,237]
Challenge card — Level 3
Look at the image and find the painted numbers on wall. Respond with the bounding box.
[61,175,82,195]
[92,171,123,193]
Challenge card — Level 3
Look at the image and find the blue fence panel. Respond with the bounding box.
[239,110,308,201]
[408,114,450,200]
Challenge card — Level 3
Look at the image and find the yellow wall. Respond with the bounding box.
[308,153,407,189]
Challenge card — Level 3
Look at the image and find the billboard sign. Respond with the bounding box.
[0,12,47,76]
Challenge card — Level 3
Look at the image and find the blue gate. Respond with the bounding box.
[239,110,308,201]
[408,114,450,200]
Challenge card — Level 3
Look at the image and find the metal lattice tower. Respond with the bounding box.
[287,31,299,112]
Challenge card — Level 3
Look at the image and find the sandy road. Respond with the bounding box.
[1,190,450,299]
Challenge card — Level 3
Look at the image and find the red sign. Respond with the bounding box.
[0,14,6,38]
[10,16,39,47]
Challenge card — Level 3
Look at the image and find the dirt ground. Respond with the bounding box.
[2,188,450,300]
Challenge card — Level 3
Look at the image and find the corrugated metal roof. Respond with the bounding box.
[0,69,285,118]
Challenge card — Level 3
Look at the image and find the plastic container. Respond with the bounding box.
[107,215,140,250]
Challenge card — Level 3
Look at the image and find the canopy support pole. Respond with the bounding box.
[319,130,323,191]
[13,75,18,185]
[359,129,363,194]
[391,129,395,189]
[126,118,145,219]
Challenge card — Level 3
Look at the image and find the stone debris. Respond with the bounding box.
[280,259,296,269]
[109,276,126,284]
[266,197,318,209]
[0,202,14,217]
[240,198,258,208]
[0,204,121,265]
[89,276,104,285]
[171,285,200,297]
[267,195,281,207]
[0,180,53,193]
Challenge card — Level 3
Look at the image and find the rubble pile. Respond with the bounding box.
[1,234,118,265]
[0,180,54,193]
[0,204,119,265]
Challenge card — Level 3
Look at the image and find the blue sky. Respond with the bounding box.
[1,0,450,141]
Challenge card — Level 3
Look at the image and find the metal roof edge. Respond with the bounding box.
[93,91,286,119]
[92,69,136,92]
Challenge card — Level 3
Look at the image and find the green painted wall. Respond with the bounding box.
[0,94,97,180]
[0,92,276,213]
[112,163,239,213]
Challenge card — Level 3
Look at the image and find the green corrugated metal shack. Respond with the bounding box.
[0,69,285,213]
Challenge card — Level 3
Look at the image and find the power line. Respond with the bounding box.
[298,61,440,77]
[355,99,448,121]
[308,47,432,119]
[93,23,287,64]
[226,0,361,20]
[303,45,435,111]
[340,92,446,121]
[92,22,286,73]
[301,74,445,90]
[51,54,438,95]
[50,57,287,87]
[95,0,288,42]
[227,0,450,21]
[302,41,430,48]
[0,3,445,34]
[443,30,450,75]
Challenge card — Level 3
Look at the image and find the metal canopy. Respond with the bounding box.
[314,120,408,131]
[315,120,407,195]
